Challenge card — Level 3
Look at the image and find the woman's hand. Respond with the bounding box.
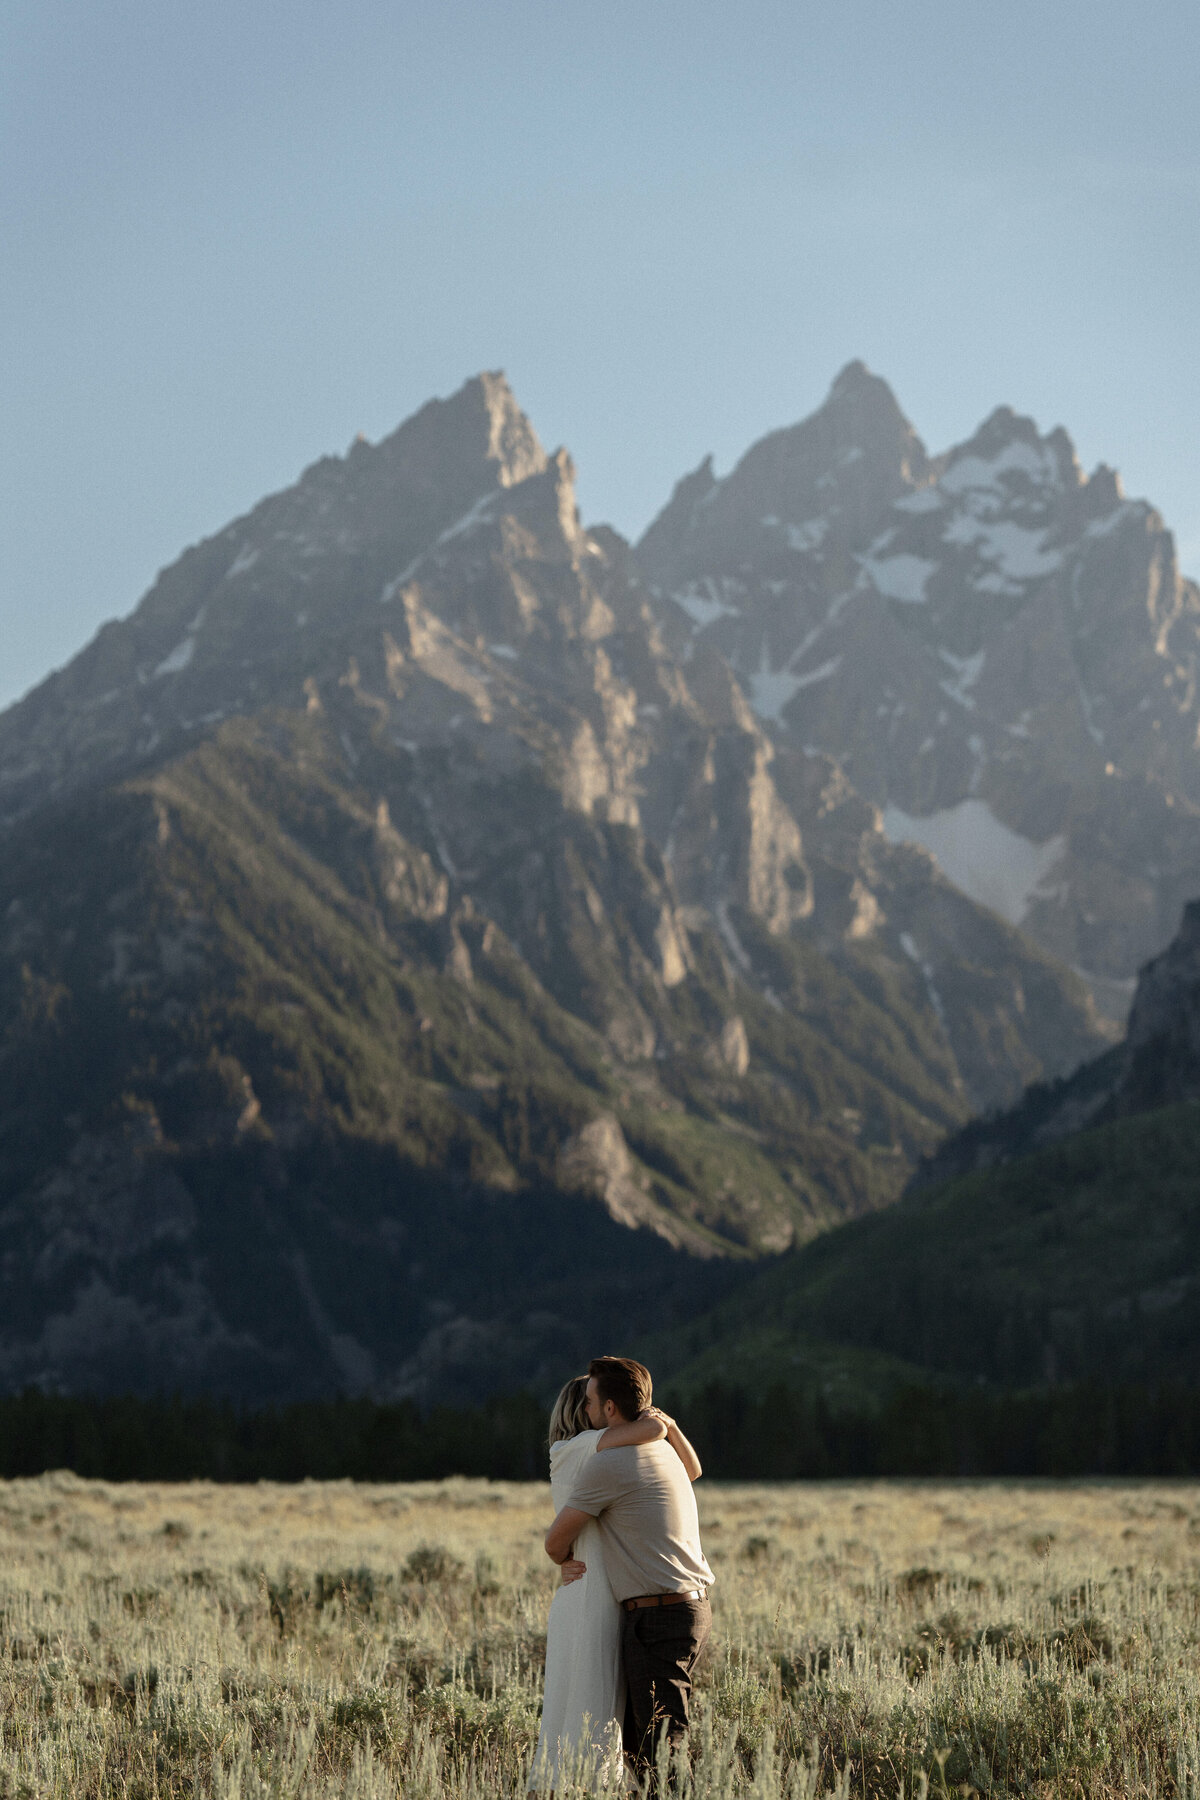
[650,1408,703,1481]
[560,1558,586,1585]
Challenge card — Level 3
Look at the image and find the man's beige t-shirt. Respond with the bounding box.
[566,1441,714,1605]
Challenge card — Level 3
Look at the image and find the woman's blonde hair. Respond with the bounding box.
[548,1376,591,1448]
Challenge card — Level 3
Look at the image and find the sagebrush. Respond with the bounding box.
[2,1473,1199,1796]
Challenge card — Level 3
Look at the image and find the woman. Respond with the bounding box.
[529,1377,700,1796]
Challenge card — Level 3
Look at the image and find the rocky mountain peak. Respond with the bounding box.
[1084,463,1124,513]
[726,360,930,512]
[628,457,718,585]
[509,446,587,559]
[829,357,872,392]
[478,369,549,487]
[0,373,559,823]
[635,362,930,587]
[824,359,924,458]
[374,370,548,495]
[939,406,1077,499]
[635,366,1200,1020]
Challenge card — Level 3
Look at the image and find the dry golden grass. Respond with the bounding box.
[2,1473,1200,1797]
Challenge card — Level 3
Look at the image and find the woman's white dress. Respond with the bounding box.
[531,1429,624,1791]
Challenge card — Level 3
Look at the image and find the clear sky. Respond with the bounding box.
[3,0,1199,711]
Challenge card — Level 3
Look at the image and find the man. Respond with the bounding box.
[543,1355,713,1782]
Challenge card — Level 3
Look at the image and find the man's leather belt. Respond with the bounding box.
[621,1589,706,1612]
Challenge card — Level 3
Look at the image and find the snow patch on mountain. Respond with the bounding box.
[899,931,946,1024]
[388,493,499,591]
[941,438,1061,496]
[154,637,196,678]
[748,655,842,721]
[942,516,1062,584]
[882,800,1065,926]
[714,899,753,973]
[435,491,497,546]
[674,583,740,628]
[860,553,938,603]
[1085,505,1134,539]
[226,545,260,579]
[938,648,986,710]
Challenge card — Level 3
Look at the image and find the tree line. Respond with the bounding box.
[4,1379,1200,1482]
[678,1379,1200,1479]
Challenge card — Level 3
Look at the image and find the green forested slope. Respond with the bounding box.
[660,1101,1200,1397]
[0,702,1009,1401]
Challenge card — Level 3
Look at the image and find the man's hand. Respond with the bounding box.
[560,1558,586,1585]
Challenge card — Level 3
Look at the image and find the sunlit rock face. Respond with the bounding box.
[637,360,1200,1020]
[0,372,1107,1402]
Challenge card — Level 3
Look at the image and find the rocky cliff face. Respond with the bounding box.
[0,373,1107,1401]
[912,896,1200,1188]
[1121,902,1200,1105]
[638,361,1200,1020]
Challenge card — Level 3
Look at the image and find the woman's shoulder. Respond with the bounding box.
[550,1428,602,1465]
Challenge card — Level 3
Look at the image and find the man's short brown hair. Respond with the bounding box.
[588,1355,652,1422]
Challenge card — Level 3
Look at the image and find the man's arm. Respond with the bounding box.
[544,1505,594,1566]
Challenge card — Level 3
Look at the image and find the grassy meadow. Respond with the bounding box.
[2,1473,1200,1797]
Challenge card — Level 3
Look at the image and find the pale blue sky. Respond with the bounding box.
[3,1,1199,710]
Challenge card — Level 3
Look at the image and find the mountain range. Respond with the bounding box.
[0,365,1193,1403]
[639,362,1200,1021]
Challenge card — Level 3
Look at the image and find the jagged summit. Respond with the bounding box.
[635,360,929,585]
[633,456,718,580]
[940,405,1083,495]
[0,373,559,824]
[830,357,873,390]
[634,365,1200,1017]
[824,358,922,442]
[374,370,548,493]
[1086,463,1124,510]
[724,359,929,500]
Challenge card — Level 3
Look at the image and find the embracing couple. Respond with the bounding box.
[530,1355,713,1795]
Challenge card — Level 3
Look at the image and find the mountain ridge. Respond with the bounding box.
[0,366,1154,1402]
